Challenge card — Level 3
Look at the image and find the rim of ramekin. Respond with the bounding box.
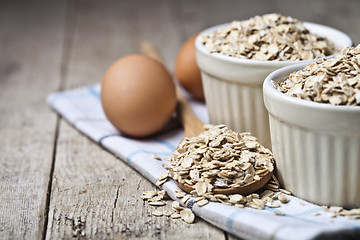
[195,22,353,67]
[263,63,360,113]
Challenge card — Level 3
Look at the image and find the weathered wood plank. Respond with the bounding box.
[272,0,359,44]
[46,0,225,238]
[176,0,275,40]
[47,121,224,239]
[130,0,184,72]
[0,0,67,239]
[177,0,359,44]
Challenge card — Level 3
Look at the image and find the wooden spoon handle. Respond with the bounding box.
[140,40,163,63]
[176,91,204,138]
[140,40,204,138]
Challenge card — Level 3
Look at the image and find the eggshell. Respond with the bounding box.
[175,34,204,100]
[101,54,177,137]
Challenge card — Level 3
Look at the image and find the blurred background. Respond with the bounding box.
[1,0,359,89]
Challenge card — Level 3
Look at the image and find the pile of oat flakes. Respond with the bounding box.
[168,124,274,191]
[201,13,337,61]
[142,125,291,224]
[277,44,360,106]
[142,124,360,224]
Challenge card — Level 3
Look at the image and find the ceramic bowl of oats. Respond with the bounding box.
[195,13,352,148]
[263,45,360,207]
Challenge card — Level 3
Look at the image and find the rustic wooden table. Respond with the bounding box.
[1,0,359,239]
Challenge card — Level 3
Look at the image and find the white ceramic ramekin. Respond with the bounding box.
[263,63,360,207]
[195,22,352,148]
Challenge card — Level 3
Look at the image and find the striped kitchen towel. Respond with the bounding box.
[47,84,360,240]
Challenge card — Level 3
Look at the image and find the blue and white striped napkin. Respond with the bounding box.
[47,84,360,240]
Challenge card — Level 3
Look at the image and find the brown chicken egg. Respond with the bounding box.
[101,54,177,137]
[175,34,204,101]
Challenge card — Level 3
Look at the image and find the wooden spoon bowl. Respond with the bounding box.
[172,169,272,196]
[140,41,273,196]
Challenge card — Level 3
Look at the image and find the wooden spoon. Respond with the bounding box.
[140,41,273,196]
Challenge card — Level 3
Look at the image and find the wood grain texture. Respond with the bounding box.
[46,121,223,239]
[1,0,360,239]
[176,0,360,44]
[45,0,225,239]
[0,0,67,239]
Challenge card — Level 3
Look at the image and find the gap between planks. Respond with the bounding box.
[42,0,78,239]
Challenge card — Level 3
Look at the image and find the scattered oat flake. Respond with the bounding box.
[194,197,205,202]
[156,179,167,187]
[163,209,172,217]
[151,154,162,160]
[182,195,191,204]
[229,194,245,204]
[278,194,290,203]
[156,171,169,185]
[273,211,285,216]
[197,199,209,207]
[329,206,343,213]
[172,201,184,211]
[215,194,228,201]
[175,189,186,198]
[152,210,163,217]
[141,191,157,200]
[148,201,166,206]
[248,201,264,210]
[252,199,265,208]
[170,213,181,219]
[266,201,280,208]
[158,190,166,198]
[180,208,195,224]
[280,189,292,195]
